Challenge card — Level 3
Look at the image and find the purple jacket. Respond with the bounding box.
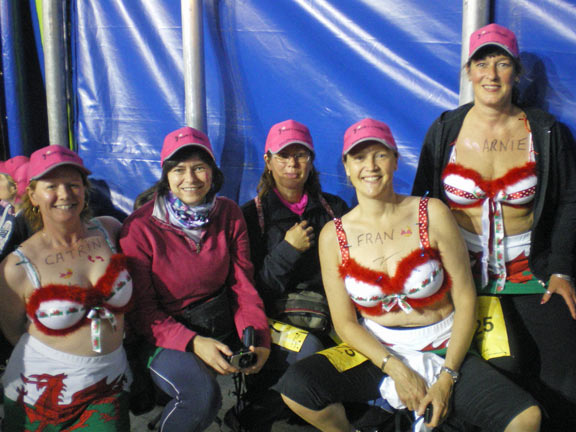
[119,196,271,352]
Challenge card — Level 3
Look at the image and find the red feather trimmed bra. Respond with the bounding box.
[335,198,451,315]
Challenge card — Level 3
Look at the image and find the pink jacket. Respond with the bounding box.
[119,196,270,352]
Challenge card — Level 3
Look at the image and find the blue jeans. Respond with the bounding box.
[149,348,221,432]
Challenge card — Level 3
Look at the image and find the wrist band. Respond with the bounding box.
[552,273,574,282]
[380,353,394,372]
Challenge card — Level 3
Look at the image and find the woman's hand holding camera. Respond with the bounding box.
[189,335,238,375]
[226,326,270,375]
[241,346,270,375]
[189,327,270,375]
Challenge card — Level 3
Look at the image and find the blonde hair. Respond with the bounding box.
[22,175,93,233]
[0,173,17,201]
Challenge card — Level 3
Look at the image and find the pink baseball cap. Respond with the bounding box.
[469,23,519,60]
[28,146,90,181]
[13,162,30,198]
[264,120,314,154]
[3,155,30,179]
[343,118,398,156]
[161,126,215,166]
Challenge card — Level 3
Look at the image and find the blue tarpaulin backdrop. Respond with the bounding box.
[2,1,576,212]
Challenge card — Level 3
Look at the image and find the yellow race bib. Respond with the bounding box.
[318,343,369,372]
[475,296,510,360]
[269,319,309,352]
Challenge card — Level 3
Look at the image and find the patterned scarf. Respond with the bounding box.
[166,191,213,229]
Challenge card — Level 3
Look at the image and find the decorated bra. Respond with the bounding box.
[441,135,537,291]
[335,198,451,315]
[15,220,132,352]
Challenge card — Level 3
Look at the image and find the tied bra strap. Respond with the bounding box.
[418,197,431,249]
[87,306,117,353]
[333,218,350,262]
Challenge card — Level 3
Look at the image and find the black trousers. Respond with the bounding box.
[486,293,576,430]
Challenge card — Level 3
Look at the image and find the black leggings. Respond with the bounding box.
[486,293,576,429]
[278,353,537,432]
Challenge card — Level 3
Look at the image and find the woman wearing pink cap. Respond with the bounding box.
[0,155,29,212]
[0,145,132,430]
[279,119,540,431]
[120,126,270,431]
[413,23,576,428]
[234,120,348,428]
[0,157,29,257]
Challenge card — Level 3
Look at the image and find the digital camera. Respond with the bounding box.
[227,326,257,369]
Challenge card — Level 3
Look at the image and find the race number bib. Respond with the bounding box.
[318,343,368,372]
[475,296,510,360]
[269,319,309,352]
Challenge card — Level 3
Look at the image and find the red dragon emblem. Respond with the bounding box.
[16,372,126,430]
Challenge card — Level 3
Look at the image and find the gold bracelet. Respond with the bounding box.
[380,353,394,372]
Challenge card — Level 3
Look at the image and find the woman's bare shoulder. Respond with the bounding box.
[92,216,122,240]
[0,247,32,293]
[319,218,337,243]
[426,196,452,216]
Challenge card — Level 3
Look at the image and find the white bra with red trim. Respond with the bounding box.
[335,198,450,315]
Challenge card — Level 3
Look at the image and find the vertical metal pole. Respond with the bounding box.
[459,0,490,106]
[181,0,207,132]
[43,0,69,146]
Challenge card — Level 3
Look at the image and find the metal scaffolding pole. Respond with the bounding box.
[181,0,207,132]
[43,0,68,146]
[459,0,490,106]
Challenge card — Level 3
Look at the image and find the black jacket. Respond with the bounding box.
[241,191,348,307]
[412,103,576,281]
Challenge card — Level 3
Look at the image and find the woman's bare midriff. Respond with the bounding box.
[452,206,533,236]
[361,297,454,328]
[28,315,125,356]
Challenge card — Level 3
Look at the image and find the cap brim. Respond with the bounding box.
[268,140,314,154]
[469,42,516,60]
[31,162,91,181]
[162,143,215,166]
[344,137,397,155]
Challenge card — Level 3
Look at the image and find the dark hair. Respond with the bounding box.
[465,46,523,105]
[257,151,321,201]
[145,146,224,204]
[466,46,523,76]
[22,172,92,233]
[133,185,157,210]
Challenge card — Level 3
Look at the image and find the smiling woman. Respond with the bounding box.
[413,23,576,429]
[166,157,213,207]
[278,118,541,432]
[120,126,271,431]
[0,145,132,430]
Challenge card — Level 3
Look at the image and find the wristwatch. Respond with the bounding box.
[440,366,460,384]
